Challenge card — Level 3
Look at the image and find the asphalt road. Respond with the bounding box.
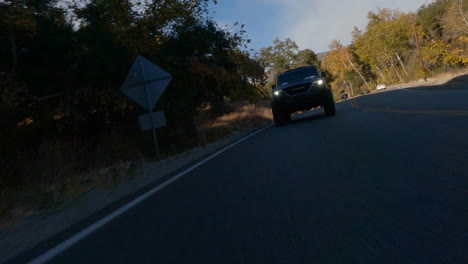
[27,76,468,263]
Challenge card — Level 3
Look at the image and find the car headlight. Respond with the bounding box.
[314,79,324,86]
[273,90,281,96]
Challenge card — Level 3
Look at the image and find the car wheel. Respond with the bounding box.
[272,102,290,126]
[323,91,336,117]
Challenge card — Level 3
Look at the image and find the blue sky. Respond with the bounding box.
[208,0,429,53]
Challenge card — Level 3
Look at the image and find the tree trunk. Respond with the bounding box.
[459,0,468,28]
[10,31,18,75]
[376,66,388,83]
[412,23,427,81]
[343,80,350,92]
[395,53,409,77]
[346,55,371,90]
[377,57,394,83]
[343,81,352,97]
[392,63,405,83]
[348,81,354,96]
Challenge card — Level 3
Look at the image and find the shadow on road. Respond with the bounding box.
[290,110,327,125]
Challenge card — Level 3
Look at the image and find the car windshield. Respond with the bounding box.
[278,67,319,85]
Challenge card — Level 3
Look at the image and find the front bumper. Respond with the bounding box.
[273,84,329,112]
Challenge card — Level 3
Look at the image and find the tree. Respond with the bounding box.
[260,38,321,71]
[353,9,416,83]
[259,38,321,91]
[260,38,300,72]
[417,0,452,39]
[157,19,263,117]
[418,0,468,69]
[442,0,468,39]
[323,40,370,96]
[297,49,321,68]
[1,0,265,188]
[0,0,39,75]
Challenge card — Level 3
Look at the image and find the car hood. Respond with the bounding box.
[274,78,315,91]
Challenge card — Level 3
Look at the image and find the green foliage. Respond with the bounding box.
[417,0,451,39]
[259,38,320,73]
[322,41,371,94]
[327,3,466,91]
[259,38,322,91]
[353,9,414,76]
[442,0,468,40]
[416,0,468,70]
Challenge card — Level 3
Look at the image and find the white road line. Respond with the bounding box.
[28,124,272,264]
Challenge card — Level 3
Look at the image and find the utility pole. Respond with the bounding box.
[413,22,427,81]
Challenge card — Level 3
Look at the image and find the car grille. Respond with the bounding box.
[283,84,310,96]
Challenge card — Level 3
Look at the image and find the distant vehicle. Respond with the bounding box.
[376,83,386,90]
[271,65,336,126]
[360,89,370,94]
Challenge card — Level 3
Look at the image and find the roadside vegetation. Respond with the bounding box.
[0,0,268,220]
[321,1,468,97]
[0,0,466,220]
[259,1,467,99]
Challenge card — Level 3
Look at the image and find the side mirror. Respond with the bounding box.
[320,71,327,77]
[271,84,276,89]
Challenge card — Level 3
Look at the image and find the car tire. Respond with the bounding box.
[272,102,290,126]
[323,91,336,117]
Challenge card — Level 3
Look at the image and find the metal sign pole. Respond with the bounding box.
[139,60,160,160]
[148,95,160,160]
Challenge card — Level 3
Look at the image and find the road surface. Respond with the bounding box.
[17,76,468,263]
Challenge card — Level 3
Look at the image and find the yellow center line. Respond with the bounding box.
[349,100,468,116]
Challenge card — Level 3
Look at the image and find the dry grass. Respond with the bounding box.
[194,101,272,146]
[385,67,468,90]
[429,68,468,80]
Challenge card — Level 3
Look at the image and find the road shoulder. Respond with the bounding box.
[0,123,271,264]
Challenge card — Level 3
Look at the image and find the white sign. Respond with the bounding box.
[138,111,166,132]
[121,56,172,111]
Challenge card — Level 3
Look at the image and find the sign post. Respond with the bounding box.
[121,56,172,159]
[141,60,160,158]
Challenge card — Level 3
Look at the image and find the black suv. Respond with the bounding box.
[271,65,336,126]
